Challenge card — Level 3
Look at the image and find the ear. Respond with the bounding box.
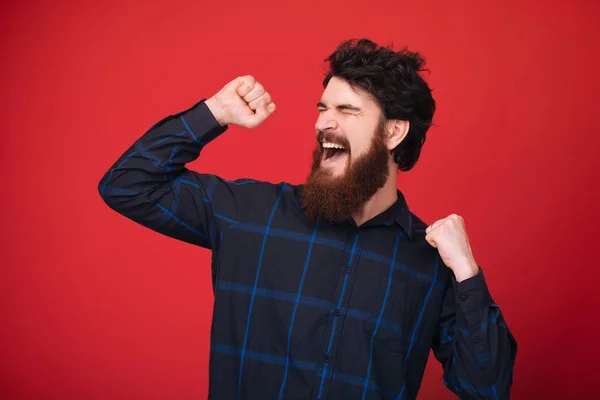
[386,119,410,150]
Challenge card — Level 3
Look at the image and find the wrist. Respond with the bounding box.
[452,258,479,282]
[205,97,227,126]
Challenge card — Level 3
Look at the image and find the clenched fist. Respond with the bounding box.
[205,75,276,129]
[425,214,480,282]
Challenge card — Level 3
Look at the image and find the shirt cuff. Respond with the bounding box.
[182,99,229,143]
[452,267,492,313]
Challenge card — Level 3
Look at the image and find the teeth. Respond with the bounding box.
[322,142,345,150]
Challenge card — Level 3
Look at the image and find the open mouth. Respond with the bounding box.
[322,142,348,164]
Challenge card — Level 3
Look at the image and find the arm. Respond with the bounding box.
[425,214,517,398]
[98,99,253,249]
[98,75,276,249]
[432,269,517,399]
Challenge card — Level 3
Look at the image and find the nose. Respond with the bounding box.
[315,109,338,134]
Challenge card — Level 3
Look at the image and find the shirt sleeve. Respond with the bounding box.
[431,268,518,399]
[98,99,260,250]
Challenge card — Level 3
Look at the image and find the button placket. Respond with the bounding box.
[318,229,360,399]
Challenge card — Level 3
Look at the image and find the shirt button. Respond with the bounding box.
[324,353,331,362]
[334,309,341,316]
[345,268,352,274]
[473,336,480,343]
[459,295,468,302]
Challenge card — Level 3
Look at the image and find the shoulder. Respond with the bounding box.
[237,179,302,208]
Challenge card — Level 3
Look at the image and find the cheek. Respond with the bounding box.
[348,136,371,158]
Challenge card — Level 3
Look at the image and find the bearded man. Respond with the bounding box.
[99,38,516,400]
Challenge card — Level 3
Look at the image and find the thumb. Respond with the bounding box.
[245,100,269,128]
[425,233,437,248]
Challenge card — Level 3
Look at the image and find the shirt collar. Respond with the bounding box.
[295,185,414,240]
[366,189,413,239]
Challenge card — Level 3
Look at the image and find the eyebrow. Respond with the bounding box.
[317,101,362,112]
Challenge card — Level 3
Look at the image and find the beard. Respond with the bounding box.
[301,119,390,223]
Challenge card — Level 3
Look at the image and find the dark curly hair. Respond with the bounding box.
[323,38,436,171]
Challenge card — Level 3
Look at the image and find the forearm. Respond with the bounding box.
[442,271,517,399]
[98,99,226,210]
[97,99,230,247]
[98,76,274,248]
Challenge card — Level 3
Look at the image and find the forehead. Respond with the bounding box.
[321,77,379,110]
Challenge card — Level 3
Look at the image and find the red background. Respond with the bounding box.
[1,0,599,398]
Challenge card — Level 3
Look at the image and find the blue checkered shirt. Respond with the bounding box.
[99,99,517,399]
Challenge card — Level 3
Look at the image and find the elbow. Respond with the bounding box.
[97,170,149,215]
[98,170,123,210]
[97,178,130,215]
[98,175,115,208]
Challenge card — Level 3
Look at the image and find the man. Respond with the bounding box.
[99,38,516,399]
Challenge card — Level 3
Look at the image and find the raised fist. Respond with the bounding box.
[205,75,276,129]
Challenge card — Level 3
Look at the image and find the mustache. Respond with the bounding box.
[316,131,351,149]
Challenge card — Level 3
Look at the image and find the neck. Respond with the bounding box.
[352,163,398,226]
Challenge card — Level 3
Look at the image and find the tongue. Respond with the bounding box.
[330,149,346,162]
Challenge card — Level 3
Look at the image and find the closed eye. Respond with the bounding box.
[317,104,361,114]
[337,105,361,113]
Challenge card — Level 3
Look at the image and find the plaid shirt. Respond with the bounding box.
[99,99,516,399]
